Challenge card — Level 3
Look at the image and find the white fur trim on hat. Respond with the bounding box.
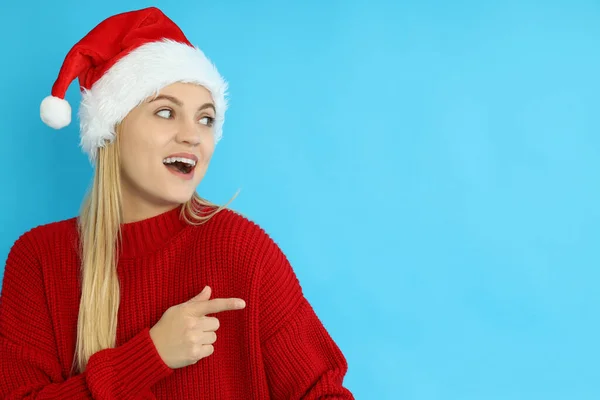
[79,39,229,164]
[41,95,72,129]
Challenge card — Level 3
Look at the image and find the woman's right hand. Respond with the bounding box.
[149,286,246,369]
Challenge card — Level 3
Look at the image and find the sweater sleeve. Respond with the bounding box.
[0,232,174,399]
[257,230,354,399]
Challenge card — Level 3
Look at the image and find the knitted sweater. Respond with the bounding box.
[0,205,353,399]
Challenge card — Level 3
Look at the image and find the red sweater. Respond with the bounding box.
[0,205,353,399]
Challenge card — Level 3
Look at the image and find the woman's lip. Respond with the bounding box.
[165,163,195,180]
[164,152,198,163]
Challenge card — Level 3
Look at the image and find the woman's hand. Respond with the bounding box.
[149,286,246,369]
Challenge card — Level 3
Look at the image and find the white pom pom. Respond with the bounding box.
[40,95,71,129]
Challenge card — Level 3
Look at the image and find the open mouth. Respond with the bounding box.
[163,157,196,175]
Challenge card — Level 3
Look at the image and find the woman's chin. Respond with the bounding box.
[161,192,195,205]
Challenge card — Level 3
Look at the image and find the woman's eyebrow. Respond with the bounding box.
[198,103,216,113]
[149,94,183,106]
[149,95,215,112]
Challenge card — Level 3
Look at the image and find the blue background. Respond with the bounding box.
[1,1,599,398]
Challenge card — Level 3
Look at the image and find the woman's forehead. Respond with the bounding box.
[157,82,212,99]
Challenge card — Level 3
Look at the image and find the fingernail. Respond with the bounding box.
[237,300,246,308]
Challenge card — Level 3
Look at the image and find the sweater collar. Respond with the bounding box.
[118,204,188,258]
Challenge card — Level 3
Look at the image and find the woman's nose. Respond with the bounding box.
[175,121,202,146]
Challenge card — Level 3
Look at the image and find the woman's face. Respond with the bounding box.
[118,82,216,220]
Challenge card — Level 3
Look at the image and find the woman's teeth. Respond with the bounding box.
[163,156,197,167]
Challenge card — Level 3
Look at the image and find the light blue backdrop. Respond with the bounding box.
[1,1,599,398]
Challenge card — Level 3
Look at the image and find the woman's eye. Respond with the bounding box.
[199,116,215,127]
[156,109,172,119]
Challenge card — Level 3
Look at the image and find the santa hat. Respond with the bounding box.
[40,7,228,164]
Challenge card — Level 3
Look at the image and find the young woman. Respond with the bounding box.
[0,7,353,399]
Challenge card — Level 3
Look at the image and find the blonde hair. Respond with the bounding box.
[70,124,239,375]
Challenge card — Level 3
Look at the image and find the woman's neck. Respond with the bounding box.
[121,199,182,224]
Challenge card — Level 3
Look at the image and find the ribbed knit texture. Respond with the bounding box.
[0,205,353,399]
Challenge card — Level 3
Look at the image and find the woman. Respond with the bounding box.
[0,7,353,399]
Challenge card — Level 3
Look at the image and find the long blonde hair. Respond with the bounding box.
[70,125,239,374]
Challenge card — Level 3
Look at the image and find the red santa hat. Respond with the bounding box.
[40,7,228,164]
